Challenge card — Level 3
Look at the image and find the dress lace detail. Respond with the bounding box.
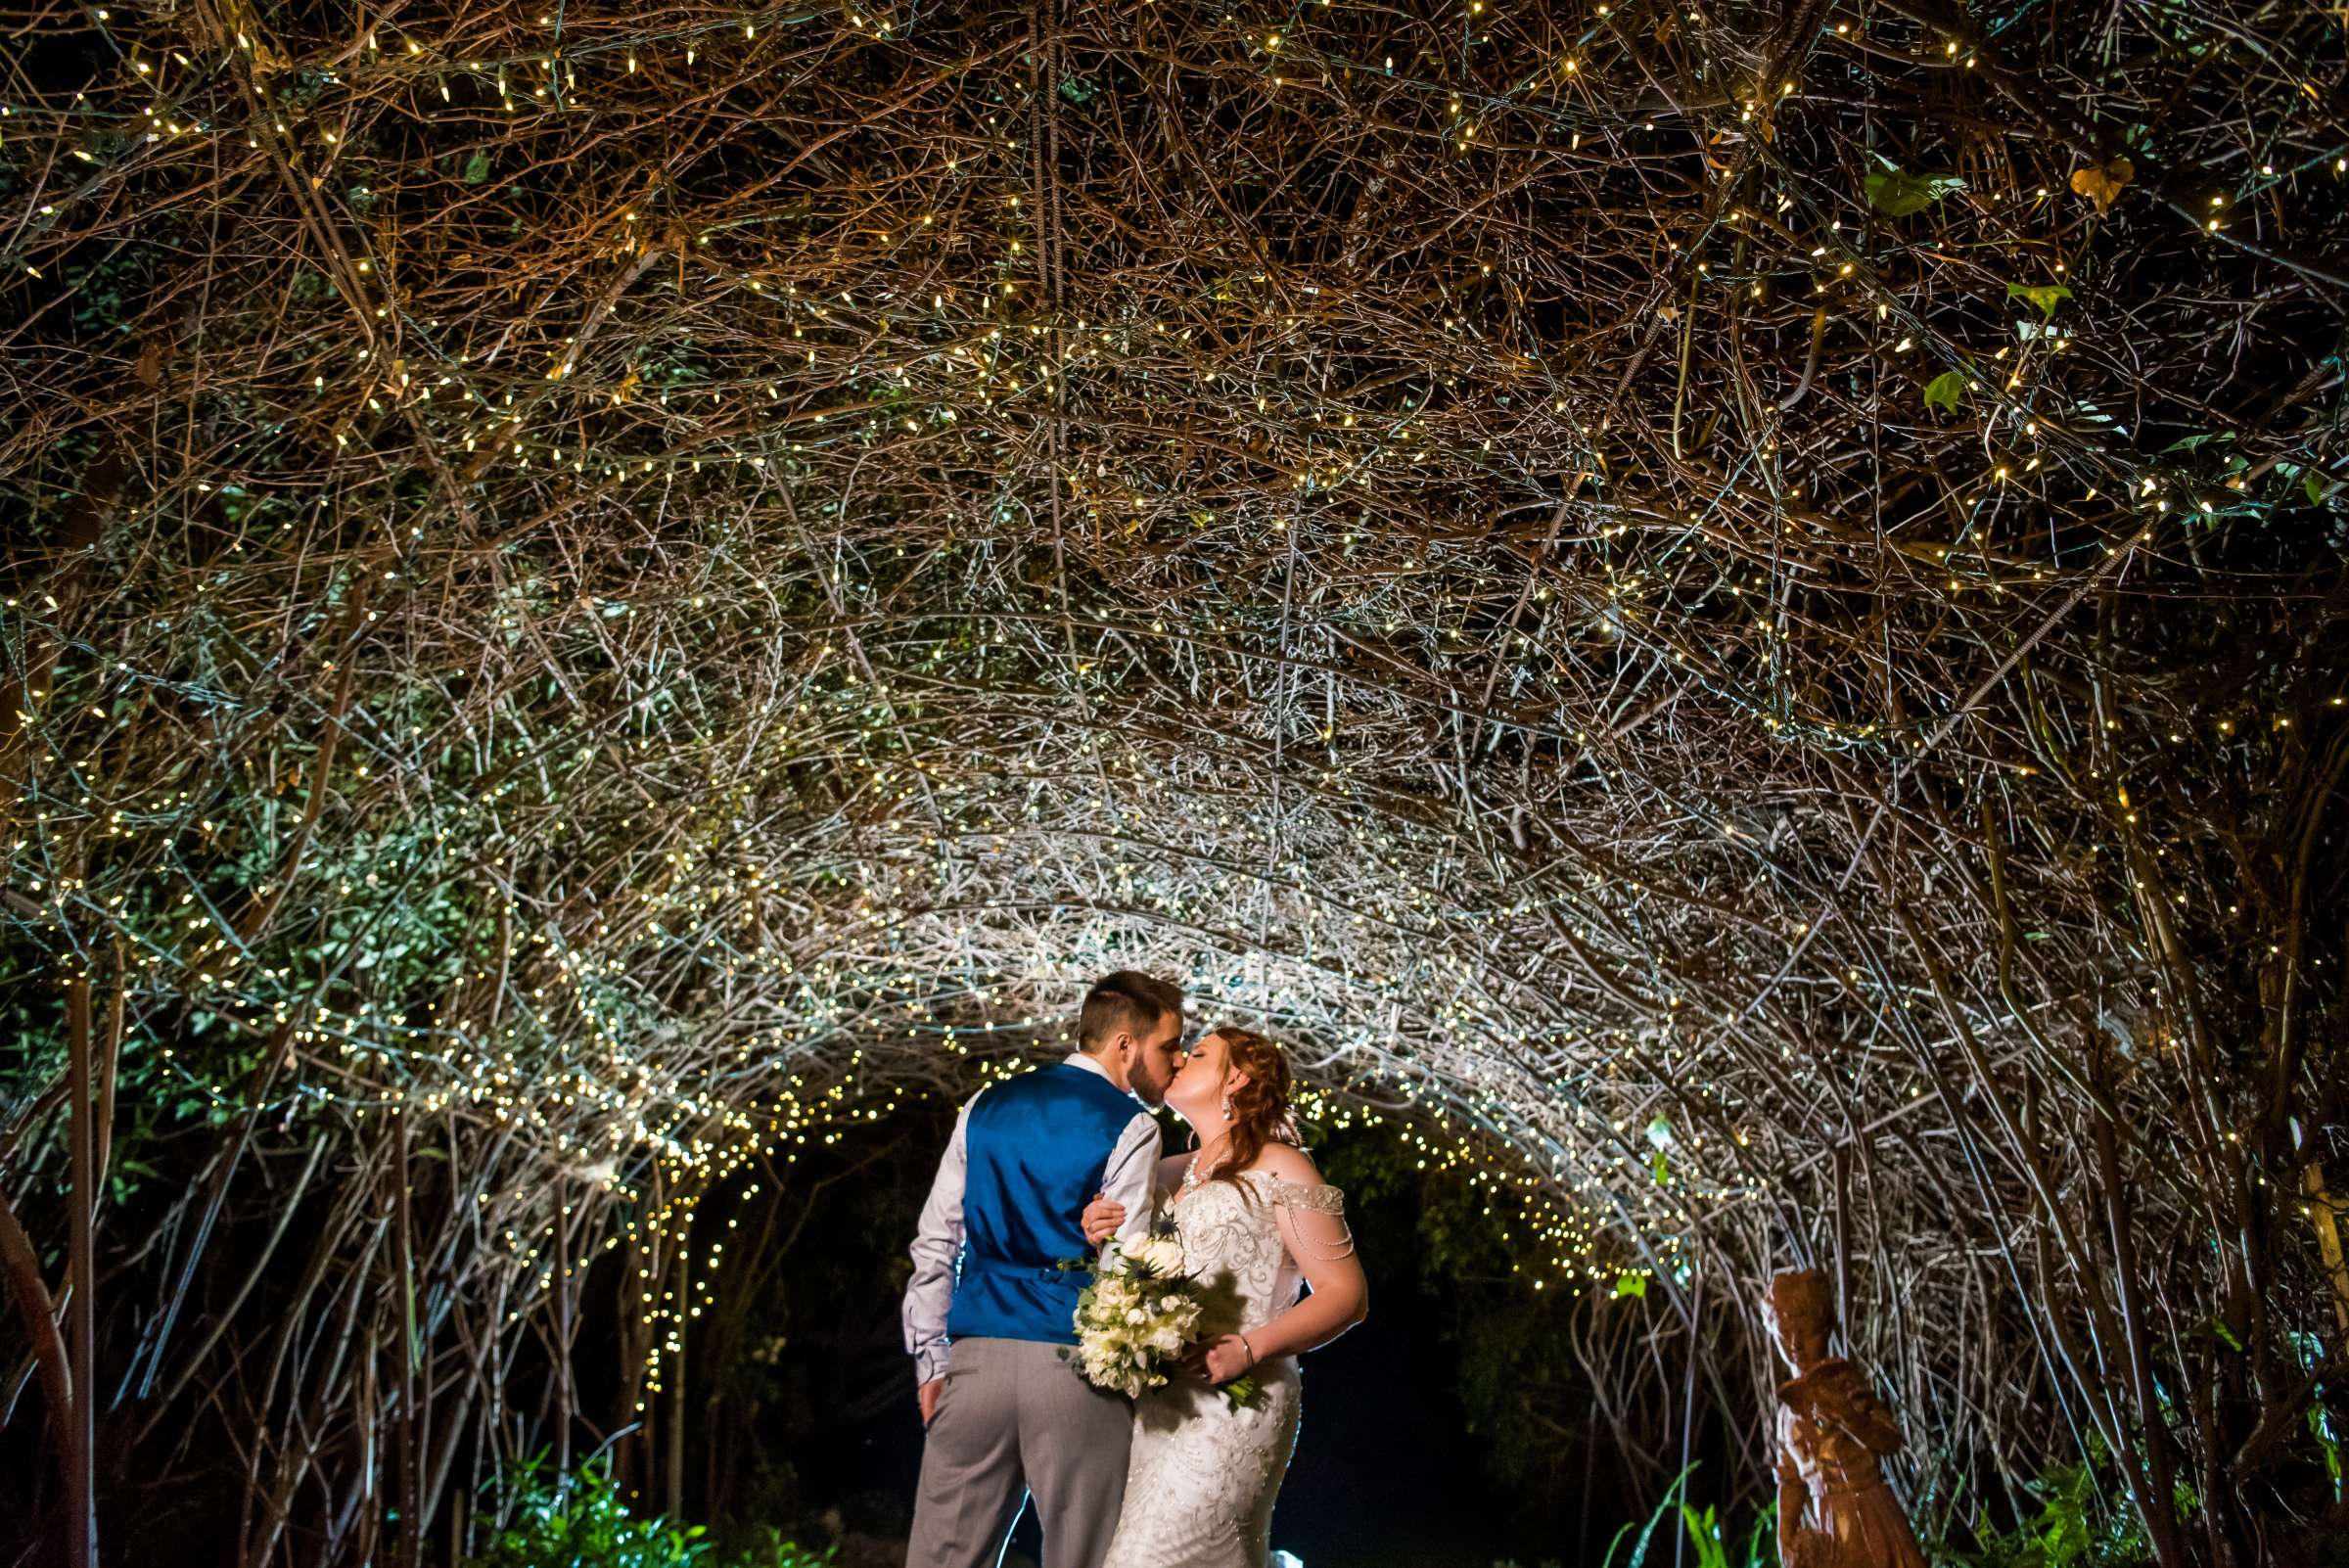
[1097,1170,1335,1568]
[1263,1175,1345,1215]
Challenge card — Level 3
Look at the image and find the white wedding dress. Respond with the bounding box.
[1098,1170,1348,1568]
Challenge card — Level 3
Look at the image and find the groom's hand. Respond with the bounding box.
[917,1378,944,1427]
[1081,1191,1126,1246]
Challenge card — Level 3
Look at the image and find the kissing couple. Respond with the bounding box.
[899,971,1369,1568]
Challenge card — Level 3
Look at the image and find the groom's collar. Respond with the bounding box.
[1060,1049,1121,1090]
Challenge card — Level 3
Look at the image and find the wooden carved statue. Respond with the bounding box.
[1764,1268,1927,1568]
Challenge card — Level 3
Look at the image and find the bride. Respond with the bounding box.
[1078,1026,1369,1568]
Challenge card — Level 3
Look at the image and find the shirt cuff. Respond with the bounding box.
[914,1343,952,1385]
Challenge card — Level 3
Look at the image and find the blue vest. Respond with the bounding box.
[945,1061,1142,1346]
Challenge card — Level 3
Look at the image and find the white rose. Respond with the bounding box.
[1133,1236,1188,1276]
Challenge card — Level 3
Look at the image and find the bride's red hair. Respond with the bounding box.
[1199,1026,1298,1192]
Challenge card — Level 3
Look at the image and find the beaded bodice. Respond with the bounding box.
[1163,1170,1346,1344]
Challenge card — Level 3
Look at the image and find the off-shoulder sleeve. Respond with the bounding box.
[1267,1175,1346,1215]
[1264,1173,1357,1265]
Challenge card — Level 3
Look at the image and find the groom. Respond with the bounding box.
[900,971,1184,1568]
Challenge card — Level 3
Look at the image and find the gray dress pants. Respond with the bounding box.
[905,1336,1134,1568]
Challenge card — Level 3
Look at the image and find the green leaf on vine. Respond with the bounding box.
[2191,1312,2245,1351]
[1922,370,1966,413]
[1865,160,1966,217]
[2005,281,2073,318]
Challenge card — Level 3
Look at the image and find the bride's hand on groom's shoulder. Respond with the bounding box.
[1081,1190,1126,1246]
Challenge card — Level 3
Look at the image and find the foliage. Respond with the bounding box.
[1595,1466,1776,1568]
[465,1453,835,1568]
[1920,369,1969,413]
[2005,283,2073,320]
[1864,160,1966,217]
[465,1453,713,1568]
[1934,1440,2176,1568]
[716,1525,844,1568]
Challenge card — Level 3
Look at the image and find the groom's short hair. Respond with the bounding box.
[1078,971,1184,1051]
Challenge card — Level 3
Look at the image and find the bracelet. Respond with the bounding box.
[1237,1332,1257,1368]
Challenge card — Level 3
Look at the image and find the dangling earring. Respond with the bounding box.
[1220,1094,1233,1122]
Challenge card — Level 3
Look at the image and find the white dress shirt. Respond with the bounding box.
[902,1051,1164,1385]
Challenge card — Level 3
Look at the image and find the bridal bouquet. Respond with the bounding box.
[1070,1234,1260,1409]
